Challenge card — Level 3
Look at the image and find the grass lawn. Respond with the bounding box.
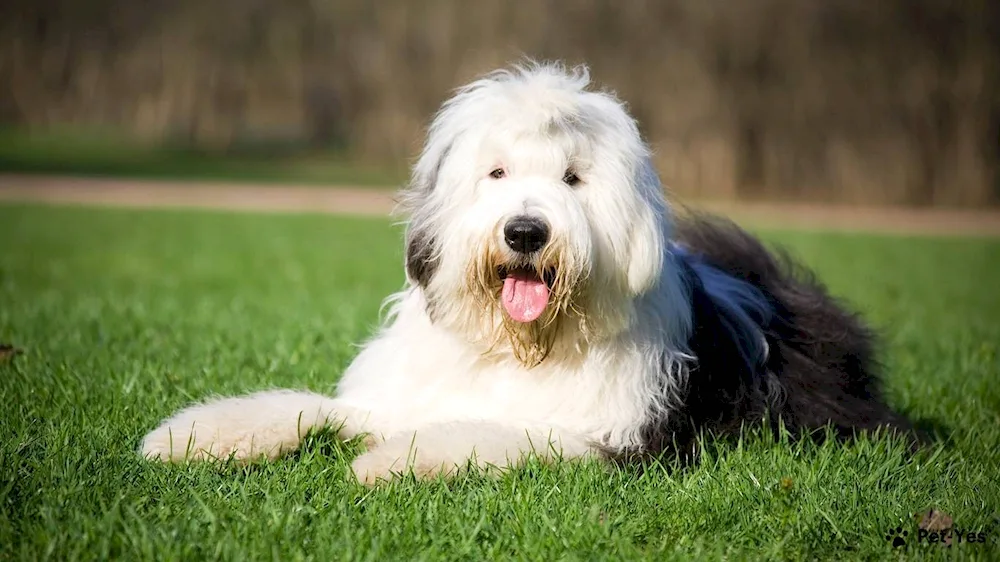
[1,204,998,560]
[0,128,406,187]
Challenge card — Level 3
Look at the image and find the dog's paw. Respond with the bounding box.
[140,424,208,462]
[350,440,461,486]
[140,421,266,463]
[140,416,285,463]
[139,393,323,463]
[348,424,595,486]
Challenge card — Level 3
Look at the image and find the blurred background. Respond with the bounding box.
[0,0,997,207]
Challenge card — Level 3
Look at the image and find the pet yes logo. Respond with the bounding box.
[914,527,989,547]
[885,510,990,549]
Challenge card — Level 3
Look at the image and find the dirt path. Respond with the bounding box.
[0,174,397,216]
[1,174,998,236]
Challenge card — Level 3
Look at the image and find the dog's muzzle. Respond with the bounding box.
[503,216,549,254]
[497,216,555,323]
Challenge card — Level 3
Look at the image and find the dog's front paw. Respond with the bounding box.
[347,423,593,486]
[141,423,209,462]
[140,419,265,463]
[350,439,460,486]
[140,415,282,463]
[140,393,323,463]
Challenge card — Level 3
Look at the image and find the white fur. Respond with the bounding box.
[140,61,695,485]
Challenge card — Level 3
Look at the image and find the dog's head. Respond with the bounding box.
[399,61,674,366]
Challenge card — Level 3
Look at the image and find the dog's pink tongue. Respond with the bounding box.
[502,271,550,323]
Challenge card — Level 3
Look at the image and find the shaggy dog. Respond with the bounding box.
[141,62,912,484]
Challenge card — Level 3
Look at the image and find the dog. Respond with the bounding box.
[140,61,913,484]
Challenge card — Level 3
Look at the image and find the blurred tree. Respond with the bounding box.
[0,0,996,206]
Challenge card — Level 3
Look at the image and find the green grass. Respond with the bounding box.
[1,204,998,561]
[0,128,406,186]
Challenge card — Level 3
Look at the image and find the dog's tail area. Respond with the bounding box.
[674,211,918,441]
[140,390,364,463]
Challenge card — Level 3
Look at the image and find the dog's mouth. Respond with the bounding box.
[496,265,556,323]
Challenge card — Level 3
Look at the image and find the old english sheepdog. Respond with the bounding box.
[141,62,912,484]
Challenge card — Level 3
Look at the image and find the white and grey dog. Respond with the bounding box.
[141,62,912,484]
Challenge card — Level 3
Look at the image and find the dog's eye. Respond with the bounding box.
[489,168,506,180]
[562,170,581,186]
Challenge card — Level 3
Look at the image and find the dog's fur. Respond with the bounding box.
[140,62,912,484]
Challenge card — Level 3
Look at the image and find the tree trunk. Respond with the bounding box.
[736,120,766,198]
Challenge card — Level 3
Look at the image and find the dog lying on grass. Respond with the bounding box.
[141,61,914,484]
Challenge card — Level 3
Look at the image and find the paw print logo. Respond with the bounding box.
[885,527,908,548]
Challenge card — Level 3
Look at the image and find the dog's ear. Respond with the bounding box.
[624,167,668,296]
[625,208,665,295]
[410,141,451,198]
[401,140,450,288]
[405,223,438,288]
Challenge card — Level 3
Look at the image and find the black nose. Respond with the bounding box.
[504,216,549,254]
